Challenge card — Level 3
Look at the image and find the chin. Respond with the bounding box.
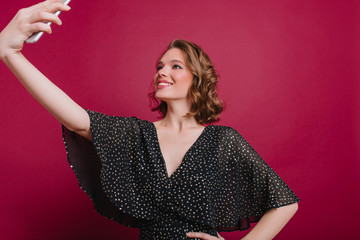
[156,97,169,103]
[155,91,169,98]
[155,93,167,101]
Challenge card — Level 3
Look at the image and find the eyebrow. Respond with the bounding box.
[157,59,185,65]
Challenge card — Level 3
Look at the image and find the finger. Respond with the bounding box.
[29,22,53,35]
[31,0,71,16]
[22,0,70,26]
[27,0,63,12]
[186,232,219,240]
[29,11,63,25]
[44,1,71,14]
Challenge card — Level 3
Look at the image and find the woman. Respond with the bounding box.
[0,0,300,239]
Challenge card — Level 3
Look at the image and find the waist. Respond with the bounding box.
[139,214,218,240]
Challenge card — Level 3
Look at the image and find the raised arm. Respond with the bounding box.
[0,0,91,141]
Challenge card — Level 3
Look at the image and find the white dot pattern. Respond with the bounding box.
[61,109,301,239]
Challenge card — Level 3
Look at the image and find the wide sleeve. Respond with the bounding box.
[61,108,154,228]
[214,126,301,232]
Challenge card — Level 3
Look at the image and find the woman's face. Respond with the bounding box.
[153,48,194,102]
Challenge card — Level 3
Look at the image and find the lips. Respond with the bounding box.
[157,80,173,85]
[157,79,173,89]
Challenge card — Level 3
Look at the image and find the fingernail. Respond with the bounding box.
[186,232,192,236]
[65,5,71,10]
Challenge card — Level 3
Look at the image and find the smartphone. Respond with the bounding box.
[25,0,71,44]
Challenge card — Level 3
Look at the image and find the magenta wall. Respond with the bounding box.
[0,0,359,239]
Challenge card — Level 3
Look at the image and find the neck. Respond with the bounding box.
[160,99,202,131]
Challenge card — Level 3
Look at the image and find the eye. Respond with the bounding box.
[156,66,163,71]
[173,64,182,69]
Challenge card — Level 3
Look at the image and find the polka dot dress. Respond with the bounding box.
[62,109,301,239]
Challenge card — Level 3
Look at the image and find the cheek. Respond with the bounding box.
[176,72,193,86]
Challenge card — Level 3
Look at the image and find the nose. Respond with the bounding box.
[158,66,168,77]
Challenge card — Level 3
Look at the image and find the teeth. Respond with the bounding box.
[158,83,172,86]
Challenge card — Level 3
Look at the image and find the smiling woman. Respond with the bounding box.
[61,39,300,240]
[0,1,300,238]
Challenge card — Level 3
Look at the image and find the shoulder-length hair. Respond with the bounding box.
[148,39,224,124]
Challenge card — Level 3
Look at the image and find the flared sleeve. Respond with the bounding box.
[213,126,301,232]
[61,108,155,228]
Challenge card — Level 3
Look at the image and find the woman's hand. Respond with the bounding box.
[0,0,70,59]
[186,231,225,239]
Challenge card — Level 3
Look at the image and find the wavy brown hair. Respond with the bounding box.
[148,39,224,124]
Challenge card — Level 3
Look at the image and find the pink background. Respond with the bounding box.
[1,0,359,239]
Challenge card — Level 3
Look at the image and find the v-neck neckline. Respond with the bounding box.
[150,122,209,180]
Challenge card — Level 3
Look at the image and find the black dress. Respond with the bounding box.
[62,109,301,239]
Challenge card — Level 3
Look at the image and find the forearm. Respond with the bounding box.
[1,52,88,131]
[241,203,298,240]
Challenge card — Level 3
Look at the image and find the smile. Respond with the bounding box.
[157,82,173,89]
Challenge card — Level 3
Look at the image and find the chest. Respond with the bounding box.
[155,127,206,178]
